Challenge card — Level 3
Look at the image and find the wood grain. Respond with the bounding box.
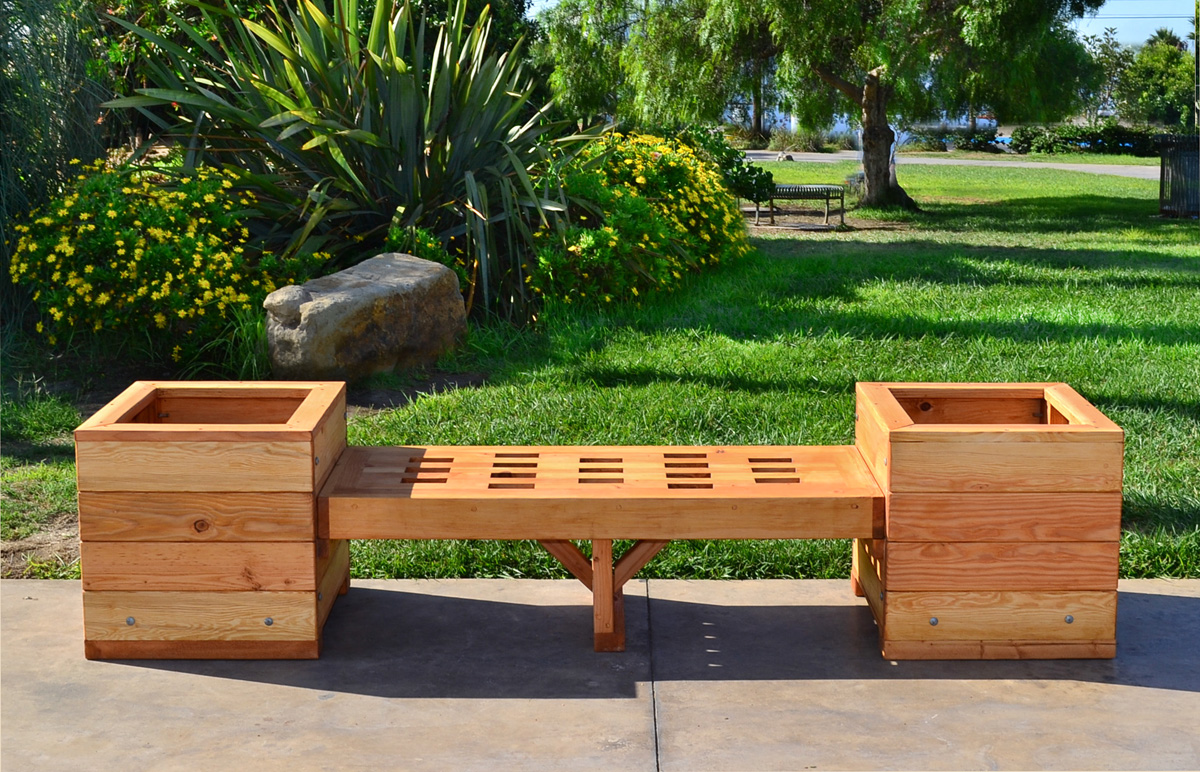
[893,396,1045,425]
[886,492,1122,542]
[884,590,1116,642]
[538,540,594,589]
[80,542,318,592]
[880,639,1115,660]
[83,590,317,641]
[317,539,350,629]
[312,392,347,492]
[76,439,314,492]
[77,491,315,542]
[155,396,304,425]
[884,541,1119,591]
[888,439,1123,492]
[84,639,321,660]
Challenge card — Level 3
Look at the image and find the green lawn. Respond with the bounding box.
[2,162,1197,579]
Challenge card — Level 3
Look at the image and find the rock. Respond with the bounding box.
[264,253,467,381]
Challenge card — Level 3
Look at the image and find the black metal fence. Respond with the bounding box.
[1157,135,1199,218]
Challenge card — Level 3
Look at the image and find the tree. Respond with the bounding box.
[1081,27,1133,121]
[1117,37,1196,128]
[774,0,1103,208]
[1146,27,1187,52]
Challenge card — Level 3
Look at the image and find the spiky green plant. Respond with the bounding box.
[106,0,594,318]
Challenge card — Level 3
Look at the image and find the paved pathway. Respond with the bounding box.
[745,149,1161,180]
[4,578,1199,770]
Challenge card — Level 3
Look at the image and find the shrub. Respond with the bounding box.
[1009,121,1162,156]
[530,132,753,306]
[905,127,999,153]
[8,161,325,363]
[768,127,828,153]
[675,126,774,203]
[106,0,586,321]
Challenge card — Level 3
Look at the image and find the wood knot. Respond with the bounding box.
[193,519,210,533]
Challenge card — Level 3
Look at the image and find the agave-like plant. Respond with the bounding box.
[106,0,594,316]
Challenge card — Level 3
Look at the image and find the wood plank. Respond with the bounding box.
[325,496,876,540]
[83,590,317,641]
[891,425,1124,443]
[592,540,619,651]
[76,439,314,492]
[75,382,158,431]
[854,391,892,490]
[613,540,669,589]
[884,590,1116,642]
[884,541,1119,591]
[317,540,350,629]
[888,438,1123,492]
[77,491,315,542]
[538,540,594,589]
[1044,384,1123,432]
[880,640,1115,660]
[154,396,305,425]
[84,639,321,660]
[892,397,1045,425]
[312,390,347,492]
[883,384,1053,399]
[887,492,1122,542]
[855,539,885,634]
[80,542,318,592]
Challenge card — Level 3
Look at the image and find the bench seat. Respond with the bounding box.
[319,445,882,540]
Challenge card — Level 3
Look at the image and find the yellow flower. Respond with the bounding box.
[35,322,43,333]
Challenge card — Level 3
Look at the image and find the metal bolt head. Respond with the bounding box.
[929,617,939,626]
[126,617,136,626]
[318,592,324,601]
[314,457,320,466]
[1065,615,1074,624]
[264,617,274,627]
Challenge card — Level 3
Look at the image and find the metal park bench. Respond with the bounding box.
[76,381,1122,662]
[756,184,846,226]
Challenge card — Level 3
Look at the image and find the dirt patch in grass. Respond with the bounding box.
[347,370,489,418]
[1,512,79,578]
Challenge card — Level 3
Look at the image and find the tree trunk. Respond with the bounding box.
[859,67,917,209]
[751,66,765,142]
[812,64,917,210]
[967,106,977,134]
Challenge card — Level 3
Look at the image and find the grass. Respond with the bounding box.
[2,162,1196,579]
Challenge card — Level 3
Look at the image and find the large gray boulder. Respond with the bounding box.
[264,253,466,381]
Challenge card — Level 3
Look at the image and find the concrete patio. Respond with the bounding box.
[3,578,1198,770]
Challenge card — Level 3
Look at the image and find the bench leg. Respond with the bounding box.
[824,198,829,224]
[592,539,623,651]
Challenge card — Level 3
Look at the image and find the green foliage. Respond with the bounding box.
[1009,121,1164,156]
[768,127,828,153]
[905,127,1000,153]
[8,161,325,364]
[106,0,586,319]
[0,0,110,321]
[676,125,774,202]
[0,390,79,445]
[529,132,752,306]
[1080,27,1134,120]
[1116,40,1196,129]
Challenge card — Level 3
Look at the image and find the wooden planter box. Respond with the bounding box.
[76,381,349,659]
[852,382,1123,659]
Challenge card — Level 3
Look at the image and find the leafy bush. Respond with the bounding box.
[106,0,586,320]
[530,132,752,305]
[8,162,324,363]
[768,127,828,153]
[905,127,1000,152]
[1009,121,1163,156]
[675,126,774,203]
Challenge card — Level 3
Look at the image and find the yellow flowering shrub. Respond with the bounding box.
[8,161,325,361]
[530,132,753,305]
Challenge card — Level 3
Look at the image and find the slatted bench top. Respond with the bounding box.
[319,445,883,540]
[772,184,845,197]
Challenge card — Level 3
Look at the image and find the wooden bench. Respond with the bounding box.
[756,184,846,226]
[75,381,1123,661]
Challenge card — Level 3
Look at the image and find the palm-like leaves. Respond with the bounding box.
[106,0,591,315]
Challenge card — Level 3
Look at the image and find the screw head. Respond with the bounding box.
[1065,615,1074,624]
[126,617,135,626]
[264,617,274,627]
[929,617,939,626]
[314,457,320,466]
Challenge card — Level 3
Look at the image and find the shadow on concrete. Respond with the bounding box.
[110,587,1199,699]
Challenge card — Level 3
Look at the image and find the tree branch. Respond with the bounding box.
[811,64,862,105]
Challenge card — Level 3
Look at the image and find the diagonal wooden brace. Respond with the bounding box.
[538,538,669,652]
